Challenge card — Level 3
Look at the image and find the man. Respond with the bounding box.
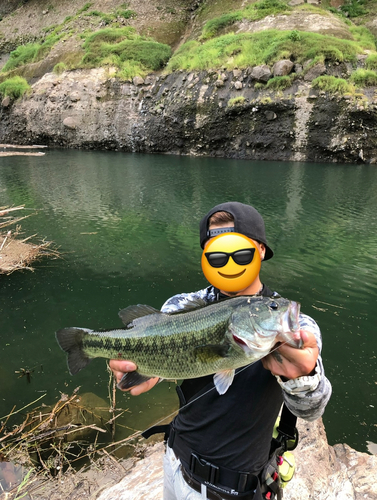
[110,202,332,500]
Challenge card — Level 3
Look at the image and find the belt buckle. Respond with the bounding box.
[190,453,219,484]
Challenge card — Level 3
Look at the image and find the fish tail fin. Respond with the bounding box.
[55,327,92,375]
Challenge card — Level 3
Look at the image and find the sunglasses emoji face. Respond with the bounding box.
[201,233,261,292]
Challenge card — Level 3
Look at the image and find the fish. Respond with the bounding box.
[55,295,302,395]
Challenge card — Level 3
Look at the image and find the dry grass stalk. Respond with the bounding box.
[0,206,60,274]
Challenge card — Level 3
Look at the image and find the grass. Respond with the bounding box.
[350,69,377,86]
[349,26,376,50]
[228,96,246,107]
[80,27,171,76]
[366,53,377,70]
[0,76,30,99]
[312,75,355,94]
[266,75,293,90]
[53,62,67,74]
[167,29,368,73]
[201,0,290,40]
[1,33,63,72]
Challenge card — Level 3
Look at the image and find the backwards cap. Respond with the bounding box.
[199,201,274,260]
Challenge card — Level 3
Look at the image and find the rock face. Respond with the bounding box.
[0,66,377,164]
[96,419,377,500]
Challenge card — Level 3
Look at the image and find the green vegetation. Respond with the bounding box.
[1,33,63,72]
[349,26,375,50]
[341,0,368,17]
[366,53,377,70]
[53,62,67,74]
[228,96,246,106]
[350,69,377,86]
[312,75,355,94]
[167,29,369,73]
[201,0,290,40]
[266,75,293,90]
[0,76,30,99]
[85,7,137,24]
[80,27,171,76]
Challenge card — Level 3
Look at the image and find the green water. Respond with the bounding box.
[0,150,376,457]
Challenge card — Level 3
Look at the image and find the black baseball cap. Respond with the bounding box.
[199,201,274,260]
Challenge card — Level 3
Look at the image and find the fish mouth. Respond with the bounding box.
[232,333,259,353]
[218,269,246,279]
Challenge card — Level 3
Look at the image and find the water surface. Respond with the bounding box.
[0,150,376,456]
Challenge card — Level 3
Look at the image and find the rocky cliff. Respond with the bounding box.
[1,63,377,163]
[30,419,377,500]
[0,0,377,164]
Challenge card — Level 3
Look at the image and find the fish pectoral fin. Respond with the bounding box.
[117,371,154,391]
[118,304,161,327]
[213,370,235,395]
[194,344,230,363]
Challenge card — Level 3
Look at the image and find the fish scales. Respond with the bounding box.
[56,296,302,394]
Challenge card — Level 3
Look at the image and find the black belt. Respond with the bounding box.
[168,427,258,496]
[181,466,257,500]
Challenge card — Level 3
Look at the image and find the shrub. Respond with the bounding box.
[341,0,368,17]
[228,96,246,107]
[312,75,354,94]
[0,76,30,99]
[350,69,377,86]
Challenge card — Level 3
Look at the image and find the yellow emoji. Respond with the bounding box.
[201,233,261,292]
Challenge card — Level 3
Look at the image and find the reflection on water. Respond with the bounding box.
[0,150,376,456]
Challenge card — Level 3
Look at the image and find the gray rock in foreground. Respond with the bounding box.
[97,419,377,500]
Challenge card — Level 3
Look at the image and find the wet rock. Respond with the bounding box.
[215,80,224,88]
[304,62,327,81]
[63,117,79,130]
[133,76,145,86]
[234,81,243,90]
[250,65,272,83]
[273,60,294,77]
[265,111,277,121]
[2,96,11,107]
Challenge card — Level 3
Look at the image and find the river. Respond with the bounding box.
[0,149,376,459]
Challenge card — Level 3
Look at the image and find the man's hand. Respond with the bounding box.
[109,360,160,396]
[261,330,319,380]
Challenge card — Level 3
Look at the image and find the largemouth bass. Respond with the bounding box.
[56,296,302,395]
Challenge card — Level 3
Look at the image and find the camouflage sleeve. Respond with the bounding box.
[160,286,217,313]
[276,313,332,421]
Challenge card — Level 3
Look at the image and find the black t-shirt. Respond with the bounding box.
[171,285,283,477]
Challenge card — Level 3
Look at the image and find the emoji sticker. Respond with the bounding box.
[201,233,261,292]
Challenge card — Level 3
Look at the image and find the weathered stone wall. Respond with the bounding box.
[1,66,377,164]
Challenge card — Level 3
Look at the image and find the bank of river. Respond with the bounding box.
[0,150,376,492]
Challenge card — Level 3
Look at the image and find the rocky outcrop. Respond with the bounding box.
[96,419,377,500]
[1,65,377,164]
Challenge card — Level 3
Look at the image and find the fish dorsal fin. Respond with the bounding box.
[118,304,161,327]
[213,369,235,395]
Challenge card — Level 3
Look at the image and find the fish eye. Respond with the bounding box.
[269,301,279,310]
